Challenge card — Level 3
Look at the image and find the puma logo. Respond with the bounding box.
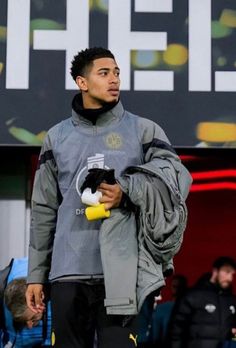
[129,333,138,346]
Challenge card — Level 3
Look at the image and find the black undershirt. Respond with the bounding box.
[72,93,119,125]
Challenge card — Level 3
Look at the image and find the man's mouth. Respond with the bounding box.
[108,89,119,96]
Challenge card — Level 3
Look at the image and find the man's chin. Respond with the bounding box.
[221,283,231,289]
[109,96,119,102]
[104,97,119,104]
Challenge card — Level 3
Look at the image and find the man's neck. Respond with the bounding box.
[82,99,103,109]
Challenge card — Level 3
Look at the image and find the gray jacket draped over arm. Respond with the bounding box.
[99,157,192,315]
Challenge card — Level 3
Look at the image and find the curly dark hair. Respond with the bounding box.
[70,47,115,81]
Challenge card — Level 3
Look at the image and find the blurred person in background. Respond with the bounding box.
[168,256,236,348]
[137,290,161,348]
[0,258,51,348]
[151,274,188,347]
[137,275,187,348]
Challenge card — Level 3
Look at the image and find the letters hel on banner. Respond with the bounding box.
[0,0,236,147]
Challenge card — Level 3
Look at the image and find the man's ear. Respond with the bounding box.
[76,76,88,91]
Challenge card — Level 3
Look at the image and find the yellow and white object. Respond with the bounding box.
[81,188,110,221]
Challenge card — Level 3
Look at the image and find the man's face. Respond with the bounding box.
[76,57,120,108]
[212,265,235,289]
[23,308,43,329]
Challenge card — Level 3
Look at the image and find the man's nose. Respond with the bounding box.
[109,73,119,84]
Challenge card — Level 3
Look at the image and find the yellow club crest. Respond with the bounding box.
[105,133,122,149]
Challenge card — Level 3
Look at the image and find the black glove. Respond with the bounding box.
[80,168,116,194]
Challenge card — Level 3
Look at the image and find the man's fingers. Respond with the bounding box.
[98,189,113,198]
[98,183,123,208]
[99,195,113,203]
[103,202,112,210]
[26,284,45,313]
[99,183,113,190]
[26,291,38,313]
[35,292,45,312]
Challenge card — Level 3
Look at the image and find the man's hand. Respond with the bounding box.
[98,183,123,210]
[26,284,45,314]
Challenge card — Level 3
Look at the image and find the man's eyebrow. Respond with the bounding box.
[97,67,120,72]
[98,68,109,71]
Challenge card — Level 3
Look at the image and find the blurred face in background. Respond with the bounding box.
[211,265,235,289]
[22,308,43,329]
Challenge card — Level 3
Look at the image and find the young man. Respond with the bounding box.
[26,47,192,348]
[168,256,236,348]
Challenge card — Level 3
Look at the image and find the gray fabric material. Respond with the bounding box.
[100,158,192,314]
[28,102,146,283]
[99,209,138,314]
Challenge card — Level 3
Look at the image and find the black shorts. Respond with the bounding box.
[51,281,138,348]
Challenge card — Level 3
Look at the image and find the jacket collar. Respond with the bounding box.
[207,280,232,294]
[71,93,124,127]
